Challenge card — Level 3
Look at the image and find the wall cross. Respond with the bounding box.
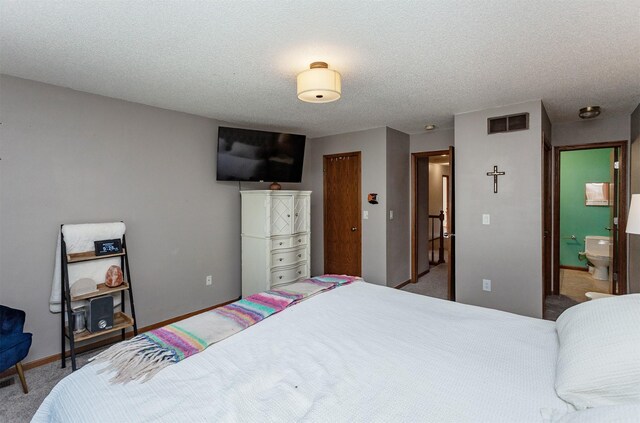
[486,165,505,193]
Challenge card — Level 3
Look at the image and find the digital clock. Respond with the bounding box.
[94,239,122,256]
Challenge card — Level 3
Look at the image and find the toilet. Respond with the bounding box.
[584,235,612,281]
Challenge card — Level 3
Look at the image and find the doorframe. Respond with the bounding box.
[552,140,628,296]
[442,174,449,233]
[411,150,449,283]
[542,135,552,302]
[323,151,362,276]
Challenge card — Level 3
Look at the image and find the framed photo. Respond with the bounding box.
[94,239,122,256]
[585,182,610,206]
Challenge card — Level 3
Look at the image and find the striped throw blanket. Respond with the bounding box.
[90,275,359,383]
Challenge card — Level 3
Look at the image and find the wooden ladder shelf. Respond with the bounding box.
[59,227,138,371]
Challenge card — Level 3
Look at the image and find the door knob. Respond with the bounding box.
[351,227,357,232]
[605,227,612,231]
[444,232,455,238]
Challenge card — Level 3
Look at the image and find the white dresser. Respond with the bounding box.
[240,190,311,297]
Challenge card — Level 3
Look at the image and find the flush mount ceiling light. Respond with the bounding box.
[424,124,437,131]
[297,62,341,103]
[579,106,601,119]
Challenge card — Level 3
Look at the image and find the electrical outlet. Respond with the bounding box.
[482,279,491,292]
[206,275,213,286]
[482,214,490,225]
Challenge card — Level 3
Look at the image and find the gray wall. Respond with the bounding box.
[552,114,630,146]
[0,75,244,362]
[428,164,449,216]
[410,128,454,153]
[630,104,640,293]
[301,127,388,285]
[385,128,410,286]
[455,100,543,318]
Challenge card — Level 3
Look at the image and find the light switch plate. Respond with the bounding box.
[389,210,394,220]
[363,210,369,220]
[482,214,490,225]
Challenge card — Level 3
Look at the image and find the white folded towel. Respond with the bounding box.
[50,222,126,313]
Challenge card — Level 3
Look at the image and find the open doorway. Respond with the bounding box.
[407,148,455,300]
[546,141,628,320]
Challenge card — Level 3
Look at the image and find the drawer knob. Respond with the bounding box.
[298,271,301,274]
[295,213,298,217]
[287,214,290,218]
[279,276,283,280]
[298,239,302,243]
[297,254,301,258]
[279,242,283,245]
[279,258,283,262]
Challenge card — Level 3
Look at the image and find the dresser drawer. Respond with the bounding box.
[271,234,307,250]
[292,234,308,246]
[271,236,292,250]
[271,247,306,267]
[271,263,308,286]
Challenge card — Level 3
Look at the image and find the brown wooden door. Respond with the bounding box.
[608,146,629,295]
[447,146,456,300]
[324,152,362,276]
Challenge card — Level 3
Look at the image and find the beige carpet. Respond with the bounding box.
[401,263,449,300]
[543,295,579,321]
[0,348,105,422]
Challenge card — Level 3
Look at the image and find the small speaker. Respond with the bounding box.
[86,295,114,332]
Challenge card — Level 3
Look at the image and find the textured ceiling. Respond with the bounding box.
[1,1,639,138]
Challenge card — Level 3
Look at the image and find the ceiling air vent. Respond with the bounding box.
[488,113,529,134]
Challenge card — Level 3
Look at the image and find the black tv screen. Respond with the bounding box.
[216,127,306,182]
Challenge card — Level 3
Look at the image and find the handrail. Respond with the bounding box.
[427,210,446,265]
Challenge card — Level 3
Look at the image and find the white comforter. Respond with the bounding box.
[34,282,571,422]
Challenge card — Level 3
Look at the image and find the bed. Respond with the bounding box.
[33,281,640,422]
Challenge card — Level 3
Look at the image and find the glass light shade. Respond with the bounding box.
[579,106,601,119]
[297,66,341,103]
[627,194,640,234]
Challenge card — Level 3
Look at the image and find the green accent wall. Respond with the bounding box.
[559,148,612,267]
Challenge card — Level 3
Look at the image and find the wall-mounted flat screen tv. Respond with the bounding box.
[216,127,306,182]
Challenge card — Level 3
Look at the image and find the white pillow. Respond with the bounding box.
[555,294,640,409]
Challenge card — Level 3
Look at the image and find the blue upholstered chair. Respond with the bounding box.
[0,305,32,393]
